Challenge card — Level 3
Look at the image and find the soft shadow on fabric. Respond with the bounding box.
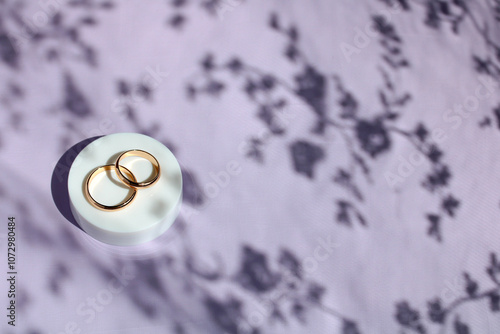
[51,136,102,230]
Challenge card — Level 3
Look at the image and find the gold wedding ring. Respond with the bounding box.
[84,164,137,211]
[84,149,161,211]
[115,149,161,188]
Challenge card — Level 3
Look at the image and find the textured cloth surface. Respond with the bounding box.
[1,0,500,333]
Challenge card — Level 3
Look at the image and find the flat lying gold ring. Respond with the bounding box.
[85,164,137,211]
[115,149,161,188]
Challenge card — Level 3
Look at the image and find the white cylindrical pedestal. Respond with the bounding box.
[68,133,182,246]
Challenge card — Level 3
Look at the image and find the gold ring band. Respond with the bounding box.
[84,164,137,211]
[115,149,161,188]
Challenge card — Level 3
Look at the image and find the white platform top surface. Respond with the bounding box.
[68,133,182,234]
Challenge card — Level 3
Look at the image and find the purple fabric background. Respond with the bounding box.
[1,0,500,333]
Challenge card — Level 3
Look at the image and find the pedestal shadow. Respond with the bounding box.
[51,136,101,230]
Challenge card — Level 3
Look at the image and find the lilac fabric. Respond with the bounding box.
[1,0,500,333]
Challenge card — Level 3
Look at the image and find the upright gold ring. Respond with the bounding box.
[115,149,161,188]
[84,164,137,211]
